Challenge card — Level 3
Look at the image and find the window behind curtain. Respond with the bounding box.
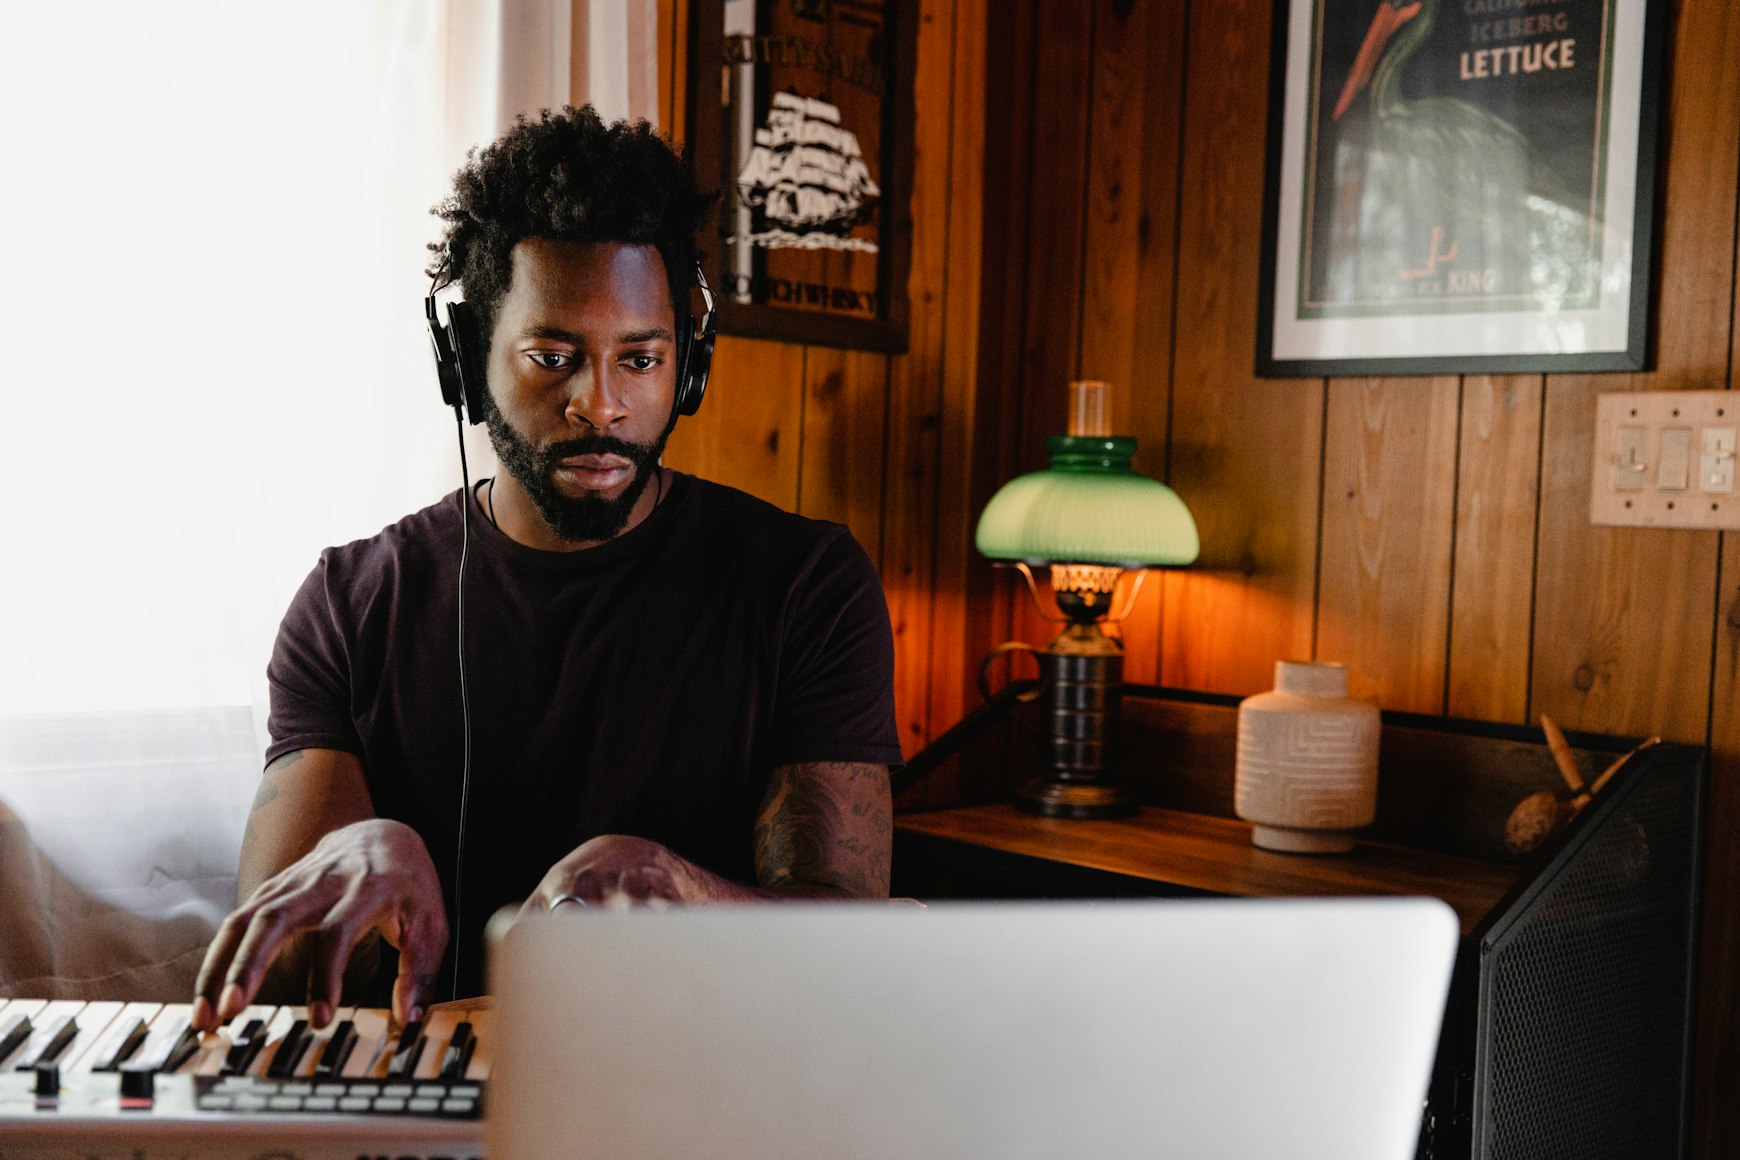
[0,0,536,996]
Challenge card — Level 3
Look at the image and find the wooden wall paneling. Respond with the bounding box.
[1529,0,1738,745]
[663,335,805,510]
[1120,0,1192,688]
[1693,11,1740,1137]
[949,0,1039,805]
[796,348,889,564]
[1159,0,1322,696]
[658,0,688,142]
[1316,377,1459,713]
[882,0,958,777]
[922,0,989,802]
[1075,0,1174,685]
[1004,0,1096,663]
[1530,380,1716,744]
[1447,375,1544,723]
[1695,538,1740,1160]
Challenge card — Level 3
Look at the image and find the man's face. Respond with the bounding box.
[483,239,678,544]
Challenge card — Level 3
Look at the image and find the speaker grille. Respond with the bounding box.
[1477,765,1698,1160]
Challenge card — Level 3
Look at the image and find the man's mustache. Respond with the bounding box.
[538,434,659,466]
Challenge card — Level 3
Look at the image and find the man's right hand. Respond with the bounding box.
[192,818,448,1032]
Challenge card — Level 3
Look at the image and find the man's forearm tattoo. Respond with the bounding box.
[755,762,891,897]
[243,750,302,848]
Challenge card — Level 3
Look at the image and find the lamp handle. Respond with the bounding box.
[978,641,1046,703]
[1104,568,1150,624]
[891,655,1044,801]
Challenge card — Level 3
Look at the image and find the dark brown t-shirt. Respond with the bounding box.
[265,472,901,995]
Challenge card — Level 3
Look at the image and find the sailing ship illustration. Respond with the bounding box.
[735,92,880,252]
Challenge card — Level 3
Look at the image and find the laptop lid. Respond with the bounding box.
[487,897,1457,1160]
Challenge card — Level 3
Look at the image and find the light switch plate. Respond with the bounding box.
[1592,391,1740,529]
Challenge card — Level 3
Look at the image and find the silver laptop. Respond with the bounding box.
[487,897,1457,1160]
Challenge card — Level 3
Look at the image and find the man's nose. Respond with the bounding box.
[564,366,628,430]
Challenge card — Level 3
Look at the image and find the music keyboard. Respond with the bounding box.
[0,997,487,1160]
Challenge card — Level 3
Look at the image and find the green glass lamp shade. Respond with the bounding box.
[975,435,1200,566]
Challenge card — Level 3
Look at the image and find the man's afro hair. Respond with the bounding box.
[428,106,715,342]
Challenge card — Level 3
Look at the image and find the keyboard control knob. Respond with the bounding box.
[33,1063,60,1098]
[120,1065,156,1101]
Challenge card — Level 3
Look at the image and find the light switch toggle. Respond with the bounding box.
[1704,427,1736,493]
[1659,428,1692,491]
[1614,426,1647,492]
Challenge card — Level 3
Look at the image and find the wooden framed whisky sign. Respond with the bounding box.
[687,0,916,352]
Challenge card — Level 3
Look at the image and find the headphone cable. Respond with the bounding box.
[449,407,474,1002]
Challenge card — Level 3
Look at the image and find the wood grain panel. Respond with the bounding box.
[1120,0,1193,687]
[1001,0,1097,665]
[1078,0,1149,410]
[1316,377,1459,713]
[657,0,687,142]
[1695,539,1740,1160]
[1530,0,1738,748]
[923,0,989,800]
[952,0,1038,804]
[881,0,958,767]
[1075,0,1183,686]
[1160,0,1321,696]
[796,347,888,563]
[1691,4,1740,1126]
[1447,375,1543,723]
[1078,0,1149,685]
[895,804,1518,934]
[663,334,804,510]
[1530,379,1717,743]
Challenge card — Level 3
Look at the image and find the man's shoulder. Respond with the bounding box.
[316,489,463,583]
[678,477,858,563]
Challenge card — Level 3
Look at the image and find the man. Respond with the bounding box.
[191,107,901,1033]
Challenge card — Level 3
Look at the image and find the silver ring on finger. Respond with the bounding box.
[548,893,588,912]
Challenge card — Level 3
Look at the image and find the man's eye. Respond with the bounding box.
[626,355,662,372]
[528,351,571,370]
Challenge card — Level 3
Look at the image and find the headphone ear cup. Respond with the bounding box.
[426,293,465,411]
[446,300,489,425]
[676,310,716,417]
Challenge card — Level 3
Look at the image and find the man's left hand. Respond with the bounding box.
[520,834,711,912]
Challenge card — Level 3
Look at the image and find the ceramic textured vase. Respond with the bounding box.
[1234,661,1381,853]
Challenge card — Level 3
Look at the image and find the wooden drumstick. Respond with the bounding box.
[1571,736,1663,816]
[1539,715,1588,797]
[1507,734,1663,853]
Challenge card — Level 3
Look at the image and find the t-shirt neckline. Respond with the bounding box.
[461,470,693,572]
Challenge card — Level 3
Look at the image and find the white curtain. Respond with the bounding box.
[0,0,622,997]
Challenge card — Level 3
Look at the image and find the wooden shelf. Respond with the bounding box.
[894,804,1522,934]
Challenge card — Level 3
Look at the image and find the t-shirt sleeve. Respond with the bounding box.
[264,553,364,765]
[771,527,904,768]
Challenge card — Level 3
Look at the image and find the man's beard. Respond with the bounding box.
[482,394,667,543]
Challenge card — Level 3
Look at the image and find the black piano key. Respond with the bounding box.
[313,1020,357,1078]
[437,1022,475,1081]
[14,1014,77,1070]
[386,1020,425,1079]
[158,1023,201,1073]
[92,1016,149,1072]
[221,1018,267,1075]
[0,1013,34,1062]
[131,1016,192,1073]
[266,1019,309,1078]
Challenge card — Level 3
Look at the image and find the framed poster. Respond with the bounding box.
[1256,0,1667,376]
[687,0,916,352]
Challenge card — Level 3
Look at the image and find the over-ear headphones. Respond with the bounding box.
[673,266,717,419]
[425,259,717,426]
